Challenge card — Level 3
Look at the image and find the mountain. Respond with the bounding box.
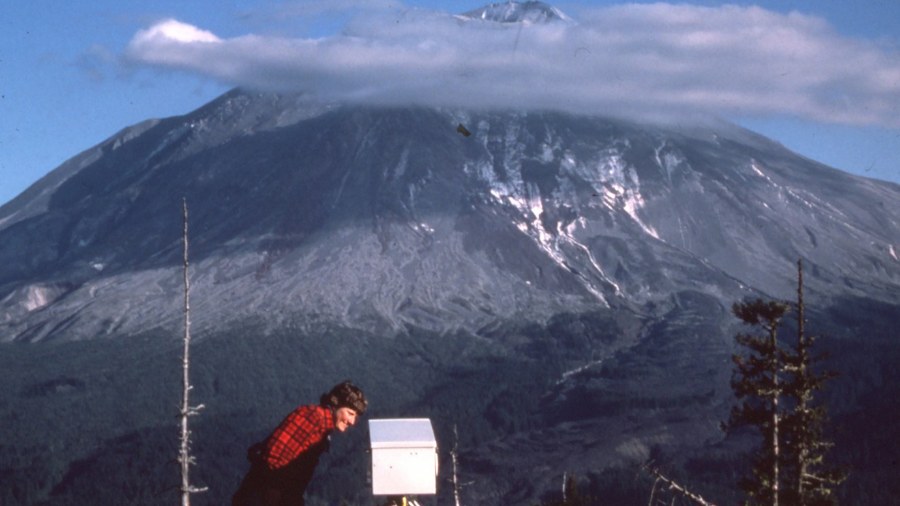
[0,86,898,504]
[460,1,572,24]
[2,90,896,344]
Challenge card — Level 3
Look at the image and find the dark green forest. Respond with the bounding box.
[1,299,898,505]
[1,315,607,505]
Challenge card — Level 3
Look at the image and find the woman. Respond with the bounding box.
[232,381,367,506]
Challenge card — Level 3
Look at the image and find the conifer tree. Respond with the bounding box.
[780,260,845,505]
[726,298,789,505]
[726,260,844,505]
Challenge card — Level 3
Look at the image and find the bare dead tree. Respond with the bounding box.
[773,345,781,506]
[451,424,461,506]
[179,198,206,505]
[642,462,717,506]
[648,476,661,506]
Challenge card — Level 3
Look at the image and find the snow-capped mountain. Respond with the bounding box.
[460,1,572,24]
[1,90,896,343]
[0,84,897,504]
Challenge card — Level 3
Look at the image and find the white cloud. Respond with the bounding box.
[125,3,900,127]
[132,19,221,45]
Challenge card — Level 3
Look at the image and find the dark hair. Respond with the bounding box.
[320,381,367,414]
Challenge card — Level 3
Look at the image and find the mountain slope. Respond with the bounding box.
[0,88,898,504]
[1,90,897,343]
[460,1,572,23]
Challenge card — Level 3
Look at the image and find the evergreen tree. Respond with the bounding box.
[780,260,845,505]
[726,260,844,505]
[726,298,789,505]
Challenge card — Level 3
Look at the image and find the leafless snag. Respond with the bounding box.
[178,198,207,505]
[452,424,461,506]
[642,462,716,506]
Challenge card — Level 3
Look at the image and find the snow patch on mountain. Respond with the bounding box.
[753,160,817,211]
[751,160,769,180]
[460,1,572,24]
[557,358,604,385]
[24,285,55,312]
[595,147,659,239]
[654,143,678,182]
[468,122,613,302]
[1,283,70,328]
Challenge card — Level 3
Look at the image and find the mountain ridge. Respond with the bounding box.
[1,90,897,343]
[0,86,898,504]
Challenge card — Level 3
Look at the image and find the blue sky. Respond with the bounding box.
[2,0,899,206]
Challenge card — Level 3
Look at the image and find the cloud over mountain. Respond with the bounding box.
[125,2,900,126]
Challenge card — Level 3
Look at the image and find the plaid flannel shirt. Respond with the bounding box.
[264,404,334,469]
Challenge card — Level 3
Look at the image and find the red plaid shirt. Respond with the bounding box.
[264,404,334,469]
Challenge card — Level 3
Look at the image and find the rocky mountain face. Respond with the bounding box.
[461,0,572,23]
[2,89,896,344]
[1,89,898,504]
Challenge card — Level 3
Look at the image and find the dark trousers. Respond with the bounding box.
[232,441,326,506]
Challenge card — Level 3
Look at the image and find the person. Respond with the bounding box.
[232,381,368,506]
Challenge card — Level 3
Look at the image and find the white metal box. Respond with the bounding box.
[369,418,438,496]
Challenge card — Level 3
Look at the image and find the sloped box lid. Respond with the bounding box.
[369,418,436,448]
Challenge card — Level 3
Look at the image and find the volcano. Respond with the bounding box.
[0,60,898,506]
